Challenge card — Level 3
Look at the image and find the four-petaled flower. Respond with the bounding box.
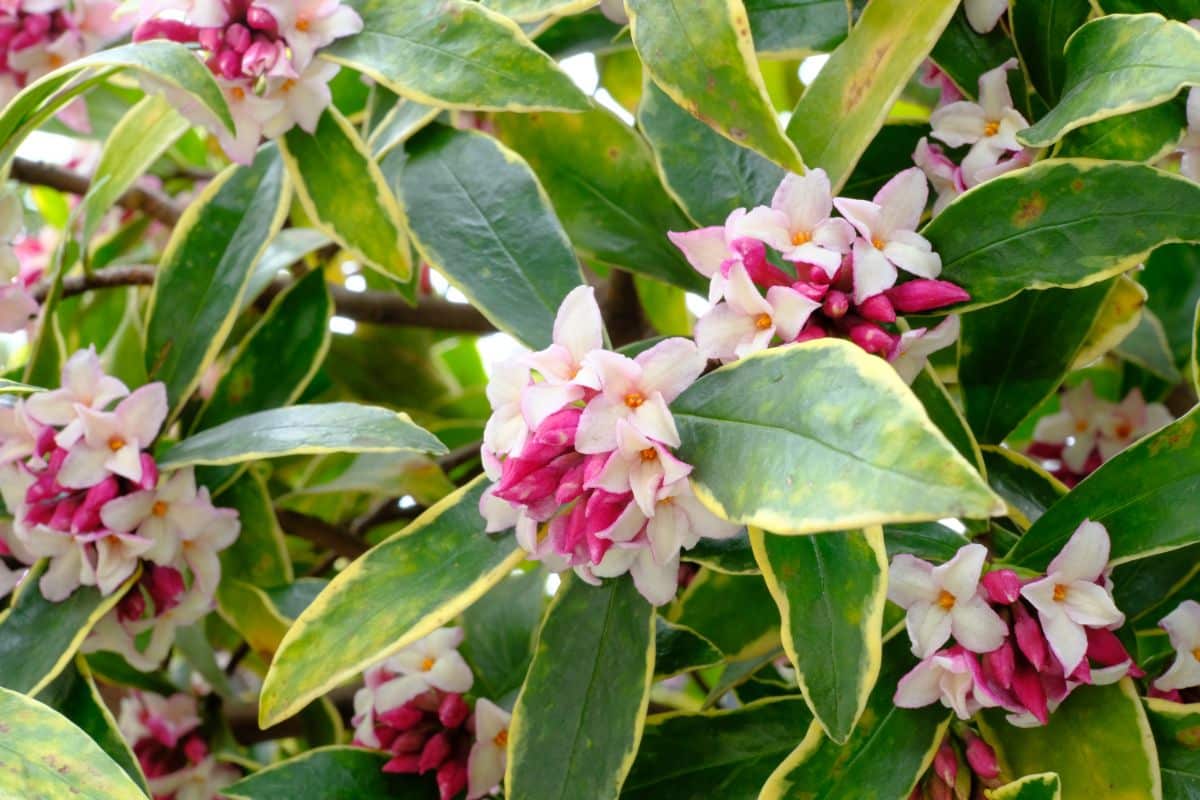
[734,169,854,275]
[894,645,1004,720]
[930,59,1029,186]
[373,628,476,713]
[1155,600,1200,692]
[56,383,167,488]
[467,698,512,800]
[695,263,820,364]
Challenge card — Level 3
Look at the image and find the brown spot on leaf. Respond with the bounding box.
[1149,416,1196,456]
[843,40,894,112]
[730,127,748,141]
[1177,725,1200,748]
[606,146,620,160]
[1071,178,1085,192]
[1013,192,1046,227]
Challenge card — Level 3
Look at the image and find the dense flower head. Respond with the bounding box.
[891,520,1138,726]
[118,691,240,800]
[0,348,240,668]
[1026,381,1173,486]
[479,286,740,606]
[668,167,968,384]
[352,628,511,800]
[132,0,362,162]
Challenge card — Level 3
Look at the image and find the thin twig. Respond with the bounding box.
[12,157,183,226]
[275,510,369,559]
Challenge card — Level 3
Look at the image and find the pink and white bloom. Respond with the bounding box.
[482,357,531,473]
[894,646,1004,720]
[56,383,167,488]
[26,345,128,428]
[694,264,819,363]
[965,0,1008,33]
[576,337,704,453]
[733,169,854,274]
[100,468,218,564]
[889,315,961,384]
[1031,381,1106,473]
[262,58,341,137]
[1021,520,1125,674]
[1096,388,1172,462]
[522,285,604,429]
[253,0,363,70]
[0,189,22,280]
[373,628,476,713]
[1179,88,1200,182]
[888,544,1009,658]
[1155,600,1200,691]
[643,477,739,556]
[835,168,942,303]
[467,698,511,800]
[589,421,692,517]
[912,138,965,216]
[930,60,1030,185]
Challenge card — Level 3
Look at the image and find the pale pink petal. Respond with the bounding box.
[582,350,640,400]
[887,554,937,608]
[965,0,1008,33]
[631,549,679,605]
[933,543,987,600]
[374,674,430,712]
[575,397,626,454]
[695,303,759,362]
[723,262,772,317]
[1061,432,1096,473]
[908,602,953,658]
[876,168,929,234]
[931,102,989,149]
[668,227,730,278]
[894,659,944,708]
[1161,600,1200,652]
[1040,608,1088,674]
[851,241,898,304]
[118,383,169,445]
[57,445,111,489]
[553,285,604,362]
[978,58,1018,120]
[636,338,705,401]
[632,396,681,448]
[950,595,1009,654]
[520,382,582,430]
[1047,520,1109,582]
[773,169,833,231]
[467,741,506,800]
[1062,581,1124,628]
[427,652,475,694]
[1032,410,1076,445]
[99,492,156,533]
[884,232,942,279]
[765,286,819,340]
[832,197,881,240]
[731,206,792,252]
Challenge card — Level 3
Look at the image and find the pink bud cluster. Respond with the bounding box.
[909,729,1000,800]
[1026,381,1172,487]
[891,521,1138,727]
[352,628,511,800]
[479,286,740,606]
[915,59,1035,215]
[118,691,241,800]
[0,1,129,129]
[0,348,239,669]
[133,0,363,163]
[668,167,968,384]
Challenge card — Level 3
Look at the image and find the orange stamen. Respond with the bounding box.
[1053,584,1069,602]
[624,392,645,409]
[937,589,956,610]
[754,313,773,331]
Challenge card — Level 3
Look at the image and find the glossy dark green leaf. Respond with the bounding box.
[481,0,595,22]
[626,0,802,170]
[991,774,1063,800]
[507,575,654,800]
[669,571,780,660]
[883,522,969,562]
[1111,542,1200,622]
[460,567,546,700]
[911,366,985,474]
[759,636,951,799]
[1116,310,1184,383]
[1141,244,1200,369]
[682,532,759,575]
[0,687,146,800]
[1057,100,1187,161]
[281,107,411,280]
[160,402,446,469]
[931,9,1022,104]
[216,471,293,587]
[222,746,436,800]
[980,681,1160,800]
[493,106,705,292]
[672,341,1002,534]
[145,146,289,419]
[785,0,959,190]
[1007,404,1200,569]
[980,446,1067,531]
[0,562,129,694]
[839,123,929,200]
[752,527,887,743]
[637,80,785,227]
[240,228,331,312]
[1021,14,1200,147]
[323,0,589,112]
[654,617,724,679]
[260,478,523,727]
[744,0,849,56]
[1011,0,1091,105]
[959,281,1117,443]
[400,125,584,348]
[1098,0,1200,17]
[925,160,1200,310]
[1145,696,1200,798]
[369,98,438,158]
[621,698,814,799]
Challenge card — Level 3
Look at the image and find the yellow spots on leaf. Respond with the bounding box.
[1013,192,1046,227]
[1177,724,1200,748]
[1149,416,1196,456]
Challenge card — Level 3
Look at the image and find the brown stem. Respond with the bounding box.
[275,510,369,559]
[12,157,183,226]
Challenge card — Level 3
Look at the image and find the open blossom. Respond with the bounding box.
[930,59,1031,186]
[694,263,819,363]
[0,189,39,334]
[733,169,854,274]
[965,0,1008,33]
[468,699,511,800]
[1155,600,1200,692]
[895,645,1004,720]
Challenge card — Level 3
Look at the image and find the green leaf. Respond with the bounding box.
[36,659,149,796]
[0,379,42,394]
[751,526,886,743]
[159,402,446,469]
[911,366,985,474]
[1011,0,1091,106]
[368,98,438,159]
[24,233,77,387]
[0,41,231,165]
[626,0,802,171]
[959,281,1117,444]
[0,687,147,800]
[400,125,584,348]
[323,0,589,112]
[671,341,1002,534]
[682,532,759,575]
[221,746,436,800]
[281,107,411,280]
[1145,696,1200,798]
[80,94,189,245]
[507,575,655,800]
[839,123,930,200]
[240,228,332,313]
[759,636,951,800]
[931,9,1022,105]
[0,562,131,694]
[990,773,1063,800]
[215,471,293,587]
[668,571,779,660]
[1057,101,1187,162]
[979,680,1160,800]
[1020,14,1200,147]
[493,106,705,292]
[1005,404,1200,569]
[1111,542,1200,622]
[460,567,546,700]
[216,580,297,655]
[481,0,596,22]
[173,623,238,699]
[260,477,523,727]
[1116,310,1184,383]
[980,446,1067,531]
[1073,276,1148,369]
[784,0,959,190]
[925,160,1200,311]
[1141,243,1200,369]
[637,79,785,227]
[195,269,331,432]
[744,0,850,57]
[883,522,969,562]
[654,617,724,679]
[620,697,814,799]
[145,145,289,419]
[1098,0,1200,17]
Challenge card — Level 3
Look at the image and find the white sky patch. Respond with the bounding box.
[477,331,524,377]
[544,572,562,596]
[343,273,367,293]
[329,316,357,335]
[940,518,968,534]
[560,52,600,94]
[17,131,77,164]
[799,54,830,86]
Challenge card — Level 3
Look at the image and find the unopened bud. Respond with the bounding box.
[980,569,1021,605]
[886,279,970,313]
[963,731,1000,780]
[822,290,850,319]
[857,293,896,323]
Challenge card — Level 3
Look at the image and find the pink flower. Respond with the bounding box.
[912,138,965,216]
[261,58,341,136]
[1155,600,1200,691]
[1179,88,1200,182]
[731,169,854,275]
[894,645,1004,720]
[522,285,604,429]
[1031,381,1106,474]
[965,0,1008,34]
[26,345,128,429]
[588,421,692,517]
[694,263,819,363]
[253,0,362,70]
[930,59,1030,186]
[467,699,511,800]
[1096,388,1172,461]
[889,316,961,384]
[56,383,167,488]
[370,628,476,715]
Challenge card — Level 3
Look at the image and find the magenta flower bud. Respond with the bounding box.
[982,637,1015,691]
[69,503,101,534]
[885,279,970,313]
[1010,664,1049,725]
[245,5,279,36]
[730,238,791,289]
[382,754,421,774]
[848,320,897,356]
[927,775,953,800]
[35,425,56,457]
[182,734,209,765]
[794,320,827,343]
[215,49,244,80]
[790,279,828,302]
[134,18,201,44]
[438,693,470,728]
[857,293,896,323]
[1068,655,1091,684]
[418,731,452,773]
[521,407,581,458]
[147,565,186,614]
[437,760,469,800]
[225,23,252,53]
[389,729,430,754]
[1026,441,1063,459]
[412,690,443,713]
[49,496,79,530]
[241,39,280,76]
[933,739,957,785]
[82,476,120,511]
[1086,627,1142,676]
[1012,602,1048,671]
[138,453,159,490]
[378,704,424,730]
[963,731,1000,780]
[980,569,1022,605]
[822,290,850,319]
[554,460,587,505]
[117,589,146,623]
[197,28,224,51]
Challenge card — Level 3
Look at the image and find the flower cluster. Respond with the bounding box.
[0,188,40,335]
[0,0,129,130]
[118,691,241,800]
[890,520,1138,726]
[0,348,239,668]
[132,0,363,163]
[668,167,967,384]
[915,59,1034,215]
[479,286,739,606]
[909,729,1001,800]
[1026,381,1172,486]
[352,627,511,800]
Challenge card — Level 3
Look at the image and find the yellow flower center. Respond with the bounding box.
[1053,584,1069,603]
[1114,420,1133,439]
[871,236,886,250]
[151,501,169,518]
[754,313,773,331]
[639,447,658,462]
[624,392,645,409]
[1074,419,1090,434]
[936,589,956,610]
[1192,647,1200,662]
[297,17,311,32]
[493,729,509,748]
[107,436,126,453]
[420,656,436,672]
[984,120,1001,137]
[791,230,812,246]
